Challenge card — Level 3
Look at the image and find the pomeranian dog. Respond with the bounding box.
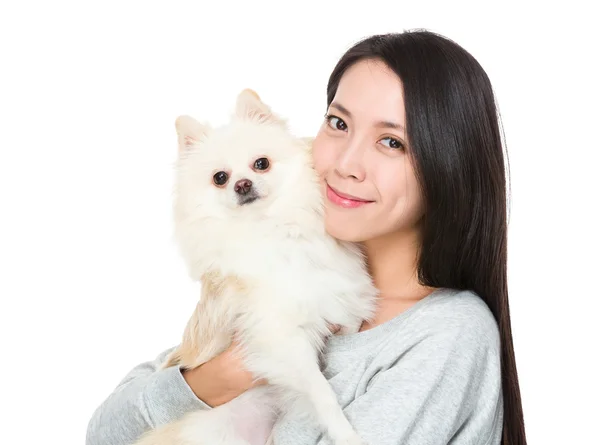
[134,89,377,445]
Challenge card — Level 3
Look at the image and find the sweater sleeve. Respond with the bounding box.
[273,313,504,445]
[85,347,211,445]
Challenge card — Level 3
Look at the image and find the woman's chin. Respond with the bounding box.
[324,219,365,243]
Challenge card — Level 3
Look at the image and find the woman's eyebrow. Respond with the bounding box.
[330,102,352,117]
[330,101,405,132]
[375,120,405,132]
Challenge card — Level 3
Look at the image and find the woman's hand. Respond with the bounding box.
[182,339,265,407]
[182,323,341,407]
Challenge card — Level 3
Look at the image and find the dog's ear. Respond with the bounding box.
[297,136,314,154]
[300,136,315,146]
[175,115,209,152]
[235,89,284,125]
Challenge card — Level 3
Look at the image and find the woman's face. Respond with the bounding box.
[312,59,424,243]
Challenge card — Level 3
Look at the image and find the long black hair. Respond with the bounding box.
[326,30,526,445]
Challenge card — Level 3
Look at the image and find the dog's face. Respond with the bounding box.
[174,90,313,221]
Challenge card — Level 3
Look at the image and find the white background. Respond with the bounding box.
[1,1,598,444]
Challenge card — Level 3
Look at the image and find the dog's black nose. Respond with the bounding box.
[234,178,253,195]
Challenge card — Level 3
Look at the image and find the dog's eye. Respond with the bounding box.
[213,171,229,186]
[253,158,270,171]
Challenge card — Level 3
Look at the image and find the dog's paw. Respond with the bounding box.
[338,319,363,335]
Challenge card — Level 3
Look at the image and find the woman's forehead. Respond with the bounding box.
[332,60,406,128]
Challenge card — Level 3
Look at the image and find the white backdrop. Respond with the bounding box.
[0,1,598,444]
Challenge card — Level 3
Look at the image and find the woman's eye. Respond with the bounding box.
[326,115,348,132]
[380,137,405,150]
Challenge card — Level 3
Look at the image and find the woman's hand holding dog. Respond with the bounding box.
[182,339,265,407]
[182,323,342,407]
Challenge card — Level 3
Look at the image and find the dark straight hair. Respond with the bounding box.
[326,30,526,445]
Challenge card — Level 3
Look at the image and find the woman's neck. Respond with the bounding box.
[359,229,436,331]
[362,228,434,302]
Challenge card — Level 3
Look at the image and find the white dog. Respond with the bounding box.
[134,89,377,445]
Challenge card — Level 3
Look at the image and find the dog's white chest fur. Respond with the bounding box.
[183,217,375,334]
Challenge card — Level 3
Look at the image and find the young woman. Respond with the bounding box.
[86,30,527,445]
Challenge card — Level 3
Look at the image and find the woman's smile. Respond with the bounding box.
[325,182,374,209]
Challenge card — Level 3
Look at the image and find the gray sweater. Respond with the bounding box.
[86,288,503,445]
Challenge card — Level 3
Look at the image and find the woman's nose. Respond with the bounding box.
[334,138,366,181]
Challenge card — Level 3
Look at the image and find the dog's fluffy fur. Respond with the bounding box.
[133,90,377,445]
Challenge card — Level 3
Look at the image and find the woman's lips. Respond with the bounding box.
[326,184,373,209]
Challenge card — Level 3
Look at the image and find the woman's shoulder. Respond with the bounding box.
[422,288,499,333]
[395,287,501,354]
[326,287,500,358]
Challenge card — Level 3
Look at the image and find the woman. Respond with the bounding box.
[86,30,527,445]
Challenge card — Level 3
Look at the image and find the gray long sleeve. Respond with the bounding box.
[85,348,211,445]
[87,289,503,445]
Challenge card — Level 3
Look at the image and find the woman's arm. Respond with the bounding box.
[86,342,259,445]
[85,347,208,445]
